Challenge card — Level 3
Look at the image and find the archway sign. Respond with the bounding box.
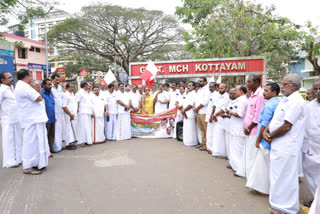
[129,56,265,85]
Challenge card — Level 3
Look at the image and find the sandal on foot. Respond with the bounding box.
[23,168,42,175]
[271,209,285,214]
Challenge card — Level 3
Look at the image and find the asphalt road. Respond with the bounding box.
[0,136,313,214]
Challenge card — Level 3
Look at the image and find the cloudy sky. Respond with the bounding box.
[57,0,320,26]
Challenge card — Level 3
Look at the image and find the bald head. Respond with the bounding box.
[219,84,227,95]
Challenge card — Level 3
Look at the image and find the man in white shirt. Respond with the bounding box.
[210,83,229,158]
[154,84,169,113]
[263,74,305,214]
[138,85,144,96]
[51,73,63,152]
[116,83,131,140]
[0,72,22,168]
[105,83,118,141]
[194,77,211,151]
[181,81,198,147]
[100,82,107,99]
[169,82,180,110]
[205,82,218,154]
[62,83,78,150]
[76,82,93,147]
[91,86,107,144]
[302,79,320,208]
[15,69,50,175]
[130,84,142,113]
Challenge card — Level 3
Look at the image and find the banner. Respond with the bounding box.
[131,108,177,138]
[0,55,14,84]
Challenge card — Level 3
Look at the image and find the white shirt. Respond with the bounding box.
[155,91,169,113]
[130,91,141,109]
[213,92,230,126]
[205,91,219,122]
[15,80,48,128]
[91,93,106,118]
[51,84,63,109]
[0,84,20,124]
[229,95,248,136]
[184,90,197,118]
[195,85,211,114]
[169,89,180,109]
[106,91,118,114]
[302,99,320,154]
[269,91,306,156]
[117,91,131,114]
[99,90,107,103]
[76,89,92,115]
[62,91,78,116]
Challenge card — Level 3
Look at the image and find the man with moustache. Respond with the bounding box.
[116,83,131,140]
[154,83,169,114]
[205,82,218,154]
[105,83,118,141]
[0,72,22,168]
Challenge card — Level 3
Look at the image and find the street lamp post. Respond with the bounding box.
[45,16,49,78]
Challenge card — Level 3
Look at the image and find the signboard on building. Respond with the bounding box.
[80,69,88,77]
[0,55,14,83]
[129,57,265,85]
[56,68,66,82]
[28,63,51,73]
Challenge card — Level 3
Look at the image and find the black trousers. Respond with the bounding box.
[46,123,55,153]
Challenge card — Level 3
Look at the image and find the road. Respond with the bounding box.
[0,136,313,214]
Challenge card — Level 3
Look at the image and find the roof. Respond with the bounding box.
[0,32,46,45]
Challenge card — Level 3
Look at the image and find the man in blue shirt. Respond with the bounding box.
[246,82,280,195]
[41,78,55,156]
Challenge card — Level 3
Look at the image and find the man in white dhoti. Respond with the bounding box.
[116,83,131,140]
[226,85,248,171]
[51,73,63,152]
[302,79,320,208]
[15,69,50,175]
[169,82,180,138]
[209,84,229,158]
[105,83,118,141]
[263,74,305,214]
[130,84,142,113]
[0,72,22,168]
[62,83,78,150]
[205,82,218,154]
[91,86,107,144]
[181,81,198,147]
[194,77,211,151]
[236,75,265,178]
[154,84,169,114]
[309,182,320,214]
[176,86,187,141]
[246,82,280,195]
[76,81,93,147]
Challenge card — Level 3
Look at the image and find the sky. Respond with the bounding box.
[56,0,320,26]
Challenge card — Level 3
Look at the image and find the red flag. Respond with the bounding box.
[140,61,158,88]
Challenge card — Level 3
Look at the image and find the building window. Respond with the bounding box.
[30,47,35,52]
[31,30,36,40]
[36,48,40,53]
[18,48,27,59]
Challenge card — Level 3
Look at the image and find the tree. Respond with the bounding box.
[48,4,183,74]
[176,0,315,81]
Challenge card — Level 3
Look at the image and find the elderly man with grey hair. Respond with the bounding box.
[262,74,305,214]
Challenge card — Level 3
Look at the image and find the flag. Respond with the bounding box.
[217,73,222,84]
[140,60,158,88]
[102,70,116,86]
[208,74,215,83]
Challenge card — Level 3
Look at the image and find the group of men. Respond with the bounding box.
[176,74,320,214]
[0,68,319,213]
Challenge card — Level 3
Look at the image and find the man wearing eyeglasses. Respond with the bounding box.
[263,74,306,214]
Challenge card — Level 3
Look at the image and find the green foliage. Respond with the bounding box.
[176,0,319,81]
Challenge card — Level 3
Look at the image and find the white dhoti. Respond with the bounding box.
[225,131,231,159]
[78,114,92,144]
[91,117,105,143]
[64,114,77,146]
[303,152,320,197]
[269,149,299,214]
[54,107,63,151]
[22,123,50,169]
[1,122,22,168]
[246,144,270,194]
[116,113,131,140]
[183,117,198,147]
[206,122,215,151]
[309,182,320,214]
[106,114,118,141]
[236,135,258,178]
[298,151,304,177]
[212,124,226,157]
[229,134,245,171]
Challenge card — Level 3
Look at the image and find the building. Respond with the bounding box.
[289,51,319,89]
[7,24,25,37]
[1,32,50,80]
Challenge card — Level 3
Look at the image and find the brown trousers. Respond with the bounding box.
[196,114,207,146]
[46,123,55,153]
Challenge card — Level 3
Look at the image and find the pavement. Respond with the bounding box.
[0,137,313,214]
